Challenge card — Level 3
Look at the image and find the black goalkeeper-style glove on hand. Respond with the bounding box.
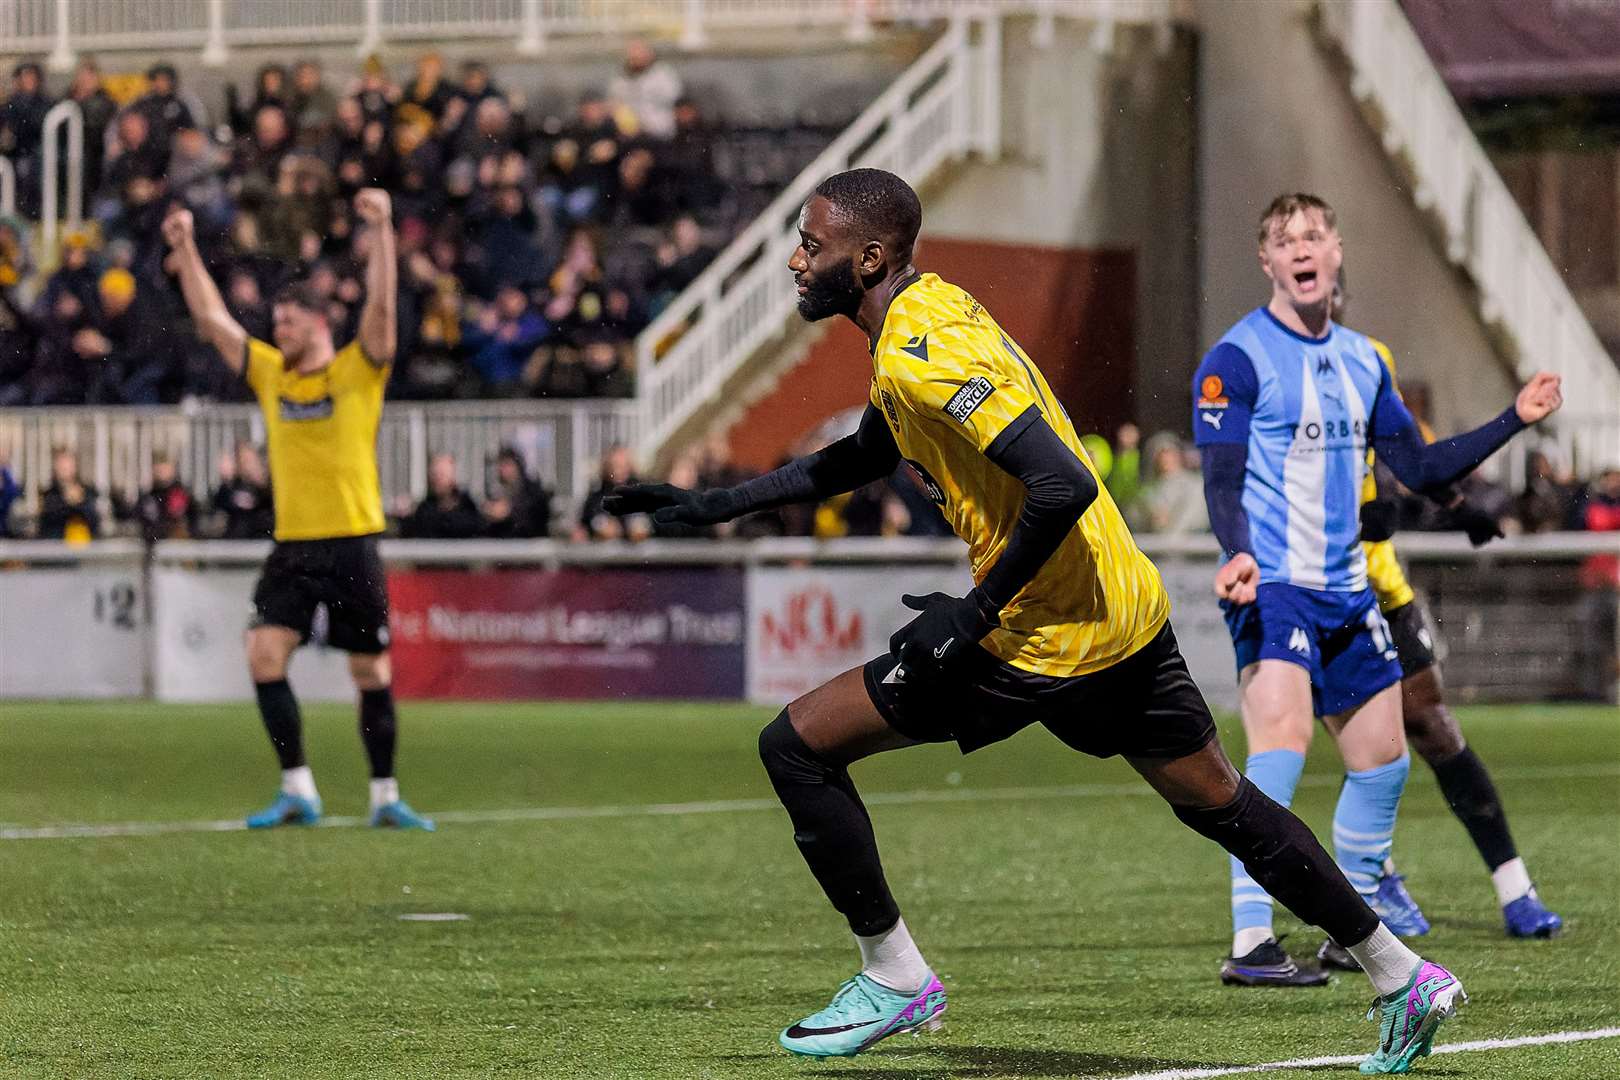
[601,483,743,526]
[1450,499,1505,548]
[1359,498,1398,544]
[888,591,999,677]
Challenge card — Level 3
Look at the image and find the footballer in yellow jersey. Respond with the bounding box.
[608,169,1431,1060]
[164,191,433,833]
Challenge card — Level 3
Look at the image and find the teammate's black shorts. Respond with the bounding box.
[1385,599,1438,679]
[251,534,390,654]
[862,619,1218,759]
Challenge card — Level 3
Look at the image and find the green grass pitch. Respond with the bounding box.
[0,699,1614,1079]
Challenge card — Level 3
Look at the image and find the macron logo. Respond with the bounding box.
[1287,628,1311,656]
[1201,410,1224,430]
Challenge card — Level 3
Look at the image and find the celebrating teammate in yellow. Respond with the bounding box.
[606,169,1461,1071]
[163,190,433,832]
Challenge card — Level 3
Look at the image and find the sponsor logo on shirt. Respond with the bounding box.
[1201,410,1224,430]
[279,395,334,421]
[904,459,947,505]
[1198,374,1229,408]
[880,389,901,429]
[1287,627,1311,656]
[944,376,995,424]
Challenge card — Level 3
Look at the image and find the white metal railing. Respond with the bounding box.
[0,400,638,522]
[631,18,993,462]
[38,98,82,258]
[1318,0,1620,473]
[0,155,13,220]
[7,1,1173,65]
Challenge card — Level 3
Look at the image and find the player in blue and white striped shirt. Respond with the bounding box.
[1193,193,1563,987]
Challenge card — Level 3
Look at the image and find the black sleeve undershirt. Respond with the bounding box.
[725,403,900,513]
[977,405,1099,613]
[1200,442,1253,560]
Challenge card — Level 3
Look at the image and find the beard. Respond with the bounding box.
[795,260,862,322]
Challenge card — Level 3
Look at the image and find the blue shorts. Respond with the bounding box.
[1223,582,1402,717]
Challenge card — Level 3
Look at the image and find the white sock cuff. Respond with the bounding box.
[1491,857,1533,906]
[856,917,930,994]
[1346,923,1423,998]
[281,766,317,801]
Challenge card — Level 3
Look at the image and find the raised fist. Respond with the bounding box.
[353,188,392,225]
[161,206,194,249]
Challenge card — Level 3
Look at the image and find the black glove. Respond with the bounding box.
[1359,498,1398,544]
[887,591,999,677]
[600,483,742,526]
[1449,499,1504,548]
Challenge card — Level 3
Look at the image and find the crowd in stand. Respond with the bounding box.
[0,43,826,406]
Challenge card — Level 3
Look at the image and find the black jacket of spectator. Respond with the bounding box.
[402,488,485,539]
[486,473,552,538]
[38,481,101,540]
[213,479,274,539]
[133,479,197,541]
[130,90,195,143]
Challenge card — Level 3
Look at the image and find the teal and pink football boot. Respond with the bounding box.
[1359,960,1466,1074]
[779,971,946,1057]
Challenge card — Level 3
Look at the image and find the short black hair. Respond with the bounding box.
[812,168,922,264]
[273,281,327,316]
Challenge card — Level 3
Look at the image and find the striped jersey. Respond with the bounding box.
[1192,307,1412,593]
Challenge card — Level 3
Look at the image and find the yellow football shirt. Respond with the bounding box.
[246,338,388,541]
[1361,337,1415,612]
[869,273,1169,679]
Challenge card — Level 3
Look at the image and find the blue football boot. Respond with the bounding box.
[1371,872,1431,937]
[1503,889,1562,938]
[370,800,436,831]
[246,791,322,829]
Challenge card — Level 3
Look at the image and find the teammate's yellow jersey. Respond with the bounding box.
[869,273,1169,678]
[1361,337,1415,612]
[246,338,388,541]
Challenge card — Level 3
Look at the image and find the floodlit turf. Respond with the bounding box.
[0,699,1614,1079]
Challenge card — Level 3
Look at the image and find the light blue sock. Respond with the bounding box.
[1231,749,1306,939]
[1333,754,1411,900]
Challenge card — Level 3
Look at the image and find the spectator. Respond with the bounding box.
[0,216,31,289]
[132,453,196,541]
[0,445,18,537]
[1104,422,1142,514]
[1133,431,1208,535]
[228,63,288,137]
[483,446,552,538]
[0,280,39,407]
[290,60,337,139]
[400,452,485,538]
[460,283,549,393]
[649,214,715,315]
[225,266,272,342]
[0,62,50,217]
[609,40,683,140]
[68,59,118,210]
[612,146,674,228]
[95,109,168,226]
[168,126,232,230]
[352,54,400,125]
[76,268,173,404]
[402,53,455,124]
[131,63,196,144]
[37,447,100,542]
[211,442,274,539]
[466,184,545,296]
[41,230,101,315]
[233,103,296,202]
[576,444,648,541]
[1518,449,1580,533]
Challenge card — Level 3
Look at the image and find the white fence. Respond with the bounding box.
[2,1,1176,64]
[0,400,639,520]
[632,16,1000,462]
[1317,0,1620,474]
[0,533,1612,705]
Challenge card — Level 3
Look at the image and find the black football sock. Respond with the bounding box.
[254,678,305,770]
[1175,778,1380,949]
[1431,745,1518,871]
[358,687,398,780]
[758,710,901,937]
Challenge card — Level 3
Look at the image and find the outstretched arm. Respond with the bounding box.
[1192,343,1261,604]
[604,404,900,524]
[354,188,397,366]
[162,206,247,375]
[1371,369,1561,496]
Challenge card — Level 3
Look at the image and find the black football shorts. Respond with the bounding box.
[1385,599,1439,679]
[863,620,1218,759]
[251,534,390,654]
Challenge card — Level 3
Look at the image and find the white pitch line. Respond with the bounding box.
[0,762,1614,843]
[1103,1026,1620,1080]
